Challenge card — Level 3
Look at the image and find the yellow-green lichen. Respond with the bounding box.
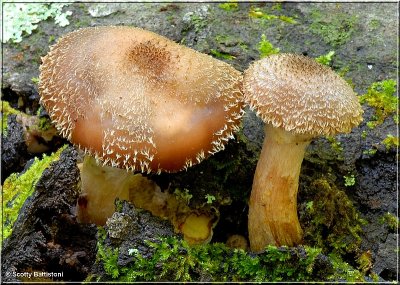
[3,3,72,43]
[359,79,398,128]
[1,101,21,136]
[1,145,67,243]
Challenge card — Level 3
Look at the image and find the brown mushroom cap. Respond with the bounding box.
[39,26,244,173]
[243,53,363,136]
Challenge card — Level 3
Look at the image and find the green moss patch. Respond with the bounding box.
[381,134,399,150]
[210,49,236,60]
[249,6,297,24]
[379,212,399,232]
[218,2,238,12]
[93,232,333,282]
[258,34,280,58]
[315,50,335,66]
[309,9,357,47]
[302,178,366,256]
[359,79,398,128]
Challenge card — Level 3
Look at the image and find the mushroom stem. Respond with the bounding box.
[76,156,133,225]
[248,124,311,252]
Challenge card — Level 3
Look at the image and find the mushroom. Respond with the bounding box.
[39,26,244,225]
[243,53,363,252]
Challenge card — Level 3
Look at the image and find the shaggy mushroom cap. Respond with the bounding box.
[39,26,244,173]
[243,53,363,136]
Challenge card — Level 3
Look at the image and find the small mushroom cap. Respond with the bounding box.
[39,26,244,173]
[243,53,363,136]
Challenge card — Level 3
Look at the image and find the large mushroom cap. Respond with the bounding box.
[243,53,363,136]
[39,26,244,173]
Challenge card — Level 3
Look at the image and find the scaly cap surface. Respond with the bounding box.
[39,26,244,173]
[243,53,363,136]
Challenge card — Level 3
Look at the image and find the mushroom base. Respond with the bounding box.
[76,157,217,245]
[248,125,311,252]
[76,156,137,225]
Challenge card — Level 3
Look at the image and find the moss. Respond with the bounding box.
[193,138,257,208]
[359,79,398,128]
[93,232,370,282]
[183,10,208,34]
[96,227,120,279]
[2,102,58,152]
[218,2,238,12]
[356,250,372,275]
[214,34,230,44]
[204,194,216,205]
[1,101,21,135]
[271,3,282,11]
[93,234,334,282]
[328,253,365,282]
[379,212,399,232]
[1,145,67,243]
[381,134,399,150]
[309,9,357,47]
[368,19,381,30]
[48,34,56,44]
[337,65,355,88]
[362,148,377,156]
[214,34,248,52]
[325,136,344,160]
[249,6,297,24]
[361,130,367,139]
[209,49,235,60]
[2,101,54,135]
[315,51,335,66]
[173,188,193,205]
[37,116,53,132]
[343,174,356,187]
[258,34,280,58]
[91,171,371,282]
[31,77,39,84]
[302,178,366,256]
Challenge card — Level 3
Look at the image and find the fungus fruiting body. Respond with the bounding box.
[39,26,244,225]
[243,53,363,252]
